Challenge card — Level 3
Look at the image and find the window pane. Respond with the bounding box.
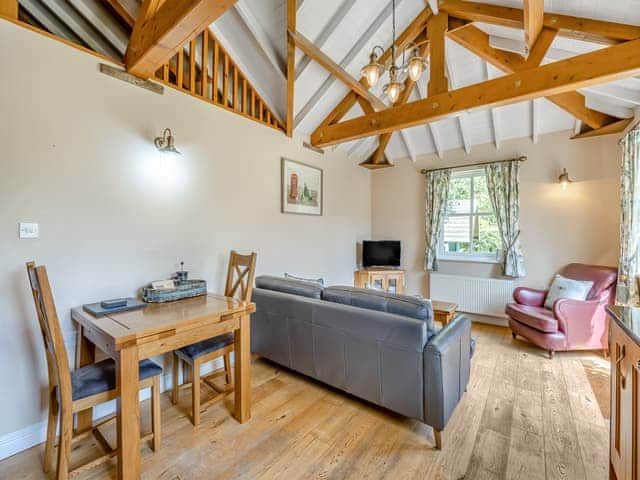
[443,215,470,253]
[472,214,501,254]
[447,177,471,214]
[473,175,493,213]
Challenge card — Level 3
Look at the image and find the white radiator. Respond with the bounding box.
[430,273,516,318]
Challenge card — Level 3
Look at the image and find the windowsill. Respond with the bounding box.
[438,255,500,265]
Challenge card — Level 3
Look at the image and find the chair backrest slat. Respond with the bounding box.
[224,251,257,303]
[26,262,73,405]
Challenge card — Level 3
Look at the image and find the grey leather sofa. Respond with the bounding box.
[250,276,473,449]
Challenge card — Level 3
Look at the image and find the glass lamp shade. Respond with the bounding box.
[361,61,382,88]
[407,55,426,82]
[383,80,404,104]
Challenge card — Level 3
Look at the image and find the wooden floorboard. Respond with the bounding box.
[0,324,610,480]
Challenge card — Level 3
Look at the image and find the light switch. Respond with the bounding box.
[19,222,39,239]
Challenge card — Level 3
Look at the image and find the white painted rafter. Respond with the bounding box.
[574,119,582,135]
[39,0,120,58]
[20,0,83,42]
[67,0,129,55]
[415,82,443,158]
[399,130,416,161]
[234,2,286,80]
[582,84,640,106]
[295,0,404,127]
[484,61,502,149]
[445,50,471,154]
[296,0,358,80]
[585,93,634,119]
[426,0,439,15]
[532,98,541,143]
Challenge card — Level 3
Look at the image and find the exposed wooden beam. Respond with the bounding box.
[447,24,618,129]
[571,118,633,139]
[525,27,557,67]
[523,0,543,54]
[428,12,448,96]
[311,38,640,147]
[0,0,17,18]
[309,4,431,133]
[126,0,237,78]
[286,0,296,137]
[289,30,386,110]
[296,0,357,80]
[439,0,640,44]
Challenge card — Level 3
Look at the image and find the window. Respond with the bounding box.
[439,169,501,262]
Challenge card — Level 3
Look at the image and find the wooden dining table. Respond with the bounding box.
[71,294,256,479]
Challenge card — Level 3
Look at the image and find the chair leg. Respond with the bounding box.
[44,388,59,474]
[192,359,201,426]
[512,332,517,340]
[434,429,442,450]
[172,353,180,405]
[56,408,73,480]
[151,376,161,452]
[223,353,232,386]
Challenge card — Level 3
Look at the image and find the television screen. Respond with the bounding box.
[362,241,401,268]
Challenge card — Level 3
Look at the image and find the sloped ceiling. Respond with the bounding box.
[16,0,640,163]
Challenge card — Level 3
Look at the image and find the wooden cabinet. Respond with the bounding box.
[609,315,640,480]
[354,269,405,294]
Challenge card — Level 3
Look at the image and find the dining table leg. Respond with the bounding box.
[234,313,251,423]
[116,345,140,479]
[75,326,95,432]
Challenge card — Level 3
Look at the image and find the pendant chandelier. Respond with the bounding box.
[361,0,428,103]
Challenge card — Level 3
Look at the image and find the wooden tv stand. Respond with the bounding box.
[354,268,405,294]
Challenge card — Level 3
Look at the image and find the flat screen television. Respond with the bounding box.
[362,240,401,268]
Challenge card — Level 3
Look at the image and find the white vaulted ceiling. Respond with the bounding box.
[17,0,640,163]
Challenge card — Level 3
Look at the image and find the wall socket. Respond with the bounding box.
[19,222,39,239]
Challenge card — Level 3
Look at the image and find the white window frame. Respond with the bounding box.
[438,168,500,264]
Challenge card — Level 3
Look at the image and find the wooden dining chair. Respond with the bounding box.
[172,251,257,425]
[26,262,162,480]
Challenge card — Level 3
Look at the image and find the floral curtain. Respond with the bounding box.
[485,160,526,278]
[425,169,451,271]
[617,127,640,305]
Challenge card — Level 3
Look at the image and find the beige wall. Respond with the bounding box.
[371,131,621,297]
[0,21,371,440]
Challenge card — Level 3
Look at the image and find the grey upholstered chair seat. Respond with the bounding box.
[71,359,162,401]
[175,333,234,361]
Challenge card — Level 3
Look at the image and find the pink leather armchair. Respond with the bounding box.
[506,263,617,358]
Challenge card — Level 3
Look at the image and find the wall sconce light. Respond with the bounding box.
[558,168,572,190]
[154,128,181,155]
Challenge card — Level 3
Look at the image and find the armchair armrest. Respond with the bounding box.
[513,287,547,307]
[423,314,472,432]
[553,296,605,335]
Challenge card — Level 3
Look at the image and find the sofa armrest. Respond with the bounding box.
[513,287,547,307]
[423,314,472,432]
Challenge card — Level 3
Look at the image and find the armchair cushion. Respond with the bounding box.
[505,303,558,333]
[560,263,618,300]
[543,274,593,309]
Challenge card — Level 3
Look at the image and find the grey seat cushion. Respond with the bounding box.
[255,275,324,299]
[176,333,234,361]
[322,286,436,338]
[71,359,162,401]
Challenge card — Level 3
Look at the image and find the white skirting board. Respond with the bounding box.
[0,331,228,461]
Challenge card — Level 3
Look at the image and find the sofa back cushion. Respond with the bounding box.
[560,263,617,300]
[255,275,324,299]
[322,286,436,337]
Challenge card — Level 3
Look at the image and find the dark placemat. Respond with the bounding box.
[83,298,146,317]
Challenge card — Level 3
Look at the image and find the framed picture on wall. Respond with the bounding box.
[281,158,323,216]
